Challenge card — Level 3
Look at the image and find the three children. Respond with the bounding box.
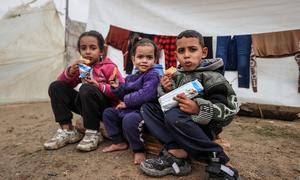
[44,29,239,179]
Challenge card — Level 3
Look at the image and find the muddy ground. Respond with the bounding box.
[0,102,299,180]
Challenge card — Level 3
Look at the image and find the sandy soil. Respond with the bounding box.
[0,102,299,180]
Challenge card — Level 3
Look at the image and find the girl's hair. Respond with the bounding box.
[176,30,205,47]
[130,38,159,60]
[77,30,105,52]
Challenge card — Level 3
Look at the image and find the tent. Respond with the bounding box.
[87,0,300,113]
[0,1,64,104]
[0,0,88,104]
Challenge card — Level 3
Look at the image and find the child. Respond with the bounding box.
[140,30,240,179]
[102,38,160,165]
[44,30,124,152]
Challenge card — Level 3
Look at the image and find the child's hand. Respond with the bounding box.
[69,58,91,75]
[116,101,126,109]
[161,74,173,92]
[174,93,199,114]
[82,78,98,86]
[109,67,119,88]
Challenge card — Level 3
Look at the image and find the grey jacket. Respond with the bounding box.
[158,58,239,129]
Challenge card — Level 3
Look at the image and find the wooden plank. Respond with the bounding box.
[239,103,300,121]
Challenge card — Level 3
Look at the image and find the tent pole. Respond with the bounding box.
[64,0,69,66]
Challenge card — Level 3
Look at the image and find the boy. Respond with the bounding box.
[140,30,239,179]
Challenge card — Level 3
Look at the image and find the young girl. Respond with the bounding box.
[44,30,124,152]
[102,38,160,164]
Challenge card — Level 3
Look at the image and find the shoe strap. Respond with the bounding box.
[160,149,182,174]
[171,162,180,174]
[220,164,234,177]
[207,163,235,177]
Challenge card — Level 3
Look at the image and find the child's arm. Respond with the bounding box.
[57,58,90,87]
[191,82,239,127]
[123,70,160,108]
[57,66,80,88]
[109,67,126,100]
[157,73,176,97]
[97,64,125,98]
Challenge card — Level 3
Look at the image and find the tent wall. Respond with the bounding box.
[65,19,86,65]
[87,0,300,107]
[0,1,64,104]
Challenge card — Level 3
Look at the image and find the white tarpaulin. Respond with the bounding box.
[0,1,64,104]
[87,0,300,107]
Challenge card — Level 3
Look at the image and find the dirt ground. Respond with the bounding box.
[0,102,299,180]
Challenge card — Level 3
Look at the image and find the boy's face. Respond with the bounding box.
[175,37,208,71]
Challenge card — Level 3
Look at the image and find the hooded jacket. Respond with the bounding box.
[57,57,125,105]
[112,68,160,109]
[158,58,239,131]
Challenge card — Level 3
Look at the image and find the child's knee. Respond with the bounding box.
[102,108,115,120]
[48,81,66,95]
[122,113,142,130]
[78,83,96,97]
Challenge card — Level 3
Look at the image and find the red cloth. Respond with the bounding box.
[105,25,131,70]
[154,35,177,69]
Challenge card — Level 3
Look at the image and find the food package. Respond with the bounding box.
[79,64,91,78]
[158,79,204,112]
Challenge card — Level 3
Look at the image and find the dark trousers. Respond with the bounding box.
[48,81,110,131]
[103,108,145,152]
[141,102,229,164]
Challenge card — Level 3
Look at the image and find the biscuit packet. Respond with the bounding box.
[158,79,204,112]
[79,63,91,79]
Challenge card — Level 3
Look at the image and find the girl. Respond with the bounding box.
[102,38,160,165]
[44,30,124,152]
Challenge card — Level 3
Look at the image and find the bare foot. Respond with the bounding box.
[133,152,146,165]
[102,143,128,152]
[168,149,188,159]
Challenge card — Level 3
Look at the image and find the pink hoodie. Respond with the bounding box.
[57,57,124,105]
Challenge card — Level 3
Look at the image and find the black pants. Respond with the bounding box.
[48,81,110,131]
[140,102,230,164]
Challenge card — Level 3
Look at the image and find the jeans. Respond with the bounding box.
[216,35,252,88]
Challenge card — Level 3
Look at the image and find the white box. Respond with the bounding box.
[158,79,204,112]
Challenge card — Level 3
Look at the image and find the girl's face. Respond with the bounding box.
[79,36,103,65]
[176,37,208,71]
[132,44,156,73]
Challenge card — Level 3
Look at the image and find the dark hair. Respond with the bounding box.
[77,30,105,52]
[130,38,159,60]
[176,30,205,47]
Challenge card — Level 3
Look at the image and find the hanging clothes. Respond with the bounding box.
[251,29,300,92]
[252,29,300,57]
[105,25,131,70]
[154,35,177,69]
[203,36,213,59]
[216,35,252,88]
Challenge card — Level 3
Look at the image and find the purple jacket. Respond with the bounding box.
[112,68,160,109]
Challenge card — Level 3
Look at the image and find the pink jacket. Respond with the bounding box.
[57,57,124,105]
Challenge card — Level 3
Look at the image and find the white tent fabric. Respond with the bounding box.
[0,1,64,104]
[88,0,300,107]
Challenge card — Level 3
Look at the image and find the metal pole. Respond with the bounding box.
[64,0,69,66]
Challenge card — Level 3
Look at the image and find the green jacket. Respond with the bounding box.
[158,58,239,132]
